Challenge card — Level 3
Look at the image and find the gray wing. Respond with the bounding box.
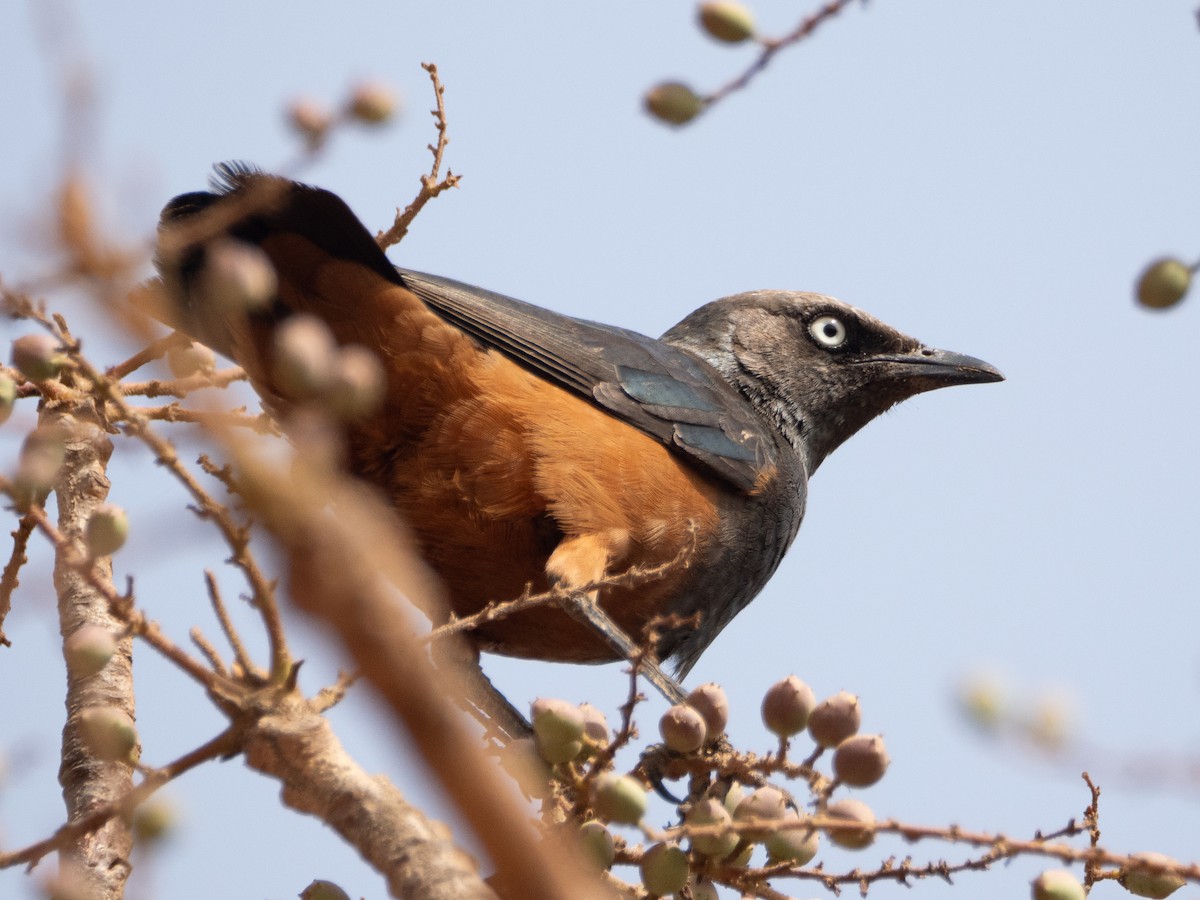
[397,269,774,492]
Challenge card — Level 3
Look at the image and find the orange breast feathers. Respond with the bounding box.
[252,234,723,662]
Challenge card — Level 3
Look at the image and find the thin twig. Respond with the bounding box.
[188,625,229,676]
[68,353,290,681]
[311,670,360,714]
[137,403,277,434]
[376,63,461,250]
[117,367,248,399]
[11,496,219,690]
[0,513,37,647]
[426,534,696,643]
[705,0,863,108]
[105,331,192,381]
[204,569,260,680]
[0,726,242,872]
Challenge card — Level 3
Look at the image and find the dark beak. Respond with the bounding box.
[867,347,1005,387]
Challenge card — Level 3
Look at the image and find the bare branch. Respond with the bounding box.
[0,513,36,647]
[48,403,134,900]
[375,63,461,250]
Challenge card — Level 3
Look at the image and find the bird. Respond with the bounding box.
[152,164,1003,704]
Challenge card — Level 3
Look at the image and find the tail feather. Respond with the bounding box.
[154,166,415,381]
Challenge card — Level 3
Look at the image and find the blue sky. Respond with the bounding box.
[2,2,1198,898]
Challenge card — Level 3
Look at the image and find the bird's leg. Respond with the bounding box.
[430,629,532,742]
[548,532,688,706]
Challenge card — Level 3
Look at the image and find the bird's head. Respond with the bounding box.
[662,291,1004,475]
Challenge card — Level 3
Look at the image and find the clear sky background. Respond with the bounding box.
[1,2,1198,898]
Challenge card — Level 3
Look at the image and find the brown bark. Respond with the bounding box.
[51,403,135,899]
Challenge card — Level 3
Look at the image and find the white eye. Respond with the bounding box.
[809,315,847,348]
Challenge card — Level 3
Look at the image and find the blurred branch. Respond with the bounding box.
[225,434,605,899]
[242,690,495,900]
[0,725,241,873]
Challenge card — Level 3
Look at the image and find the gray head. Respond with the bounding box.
[661,291,1003,475]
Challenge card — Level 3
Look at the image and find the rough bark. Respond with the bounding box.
[51,404,135,899]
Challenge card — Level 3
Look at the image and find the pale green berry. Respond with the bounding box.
[1121,852,1186,899]
[734,785,787,841]
[531,698,585,764]
[578,703,610,747]
[85,504,129,558]
[1031,869,1085,900]
[199,239,277,312]
[348,82,398,124]
[698,1,756,43]
[300,880,352,900]
[132,799,176,845]
[327,345,385,419]
[685,682,728,736]
[578,820,615,871]
[808,691,861,747]
[11,333,65,382]
[1136,258,1191,310]
[78,706,138,763]
[0,375,16,425]
[639,842,688,896]
[762,675,816,737]
[592,773,647,825]
[167,342,216,379]
[826,798,876,850]
[644,82,704,125]
[686,797,738,859]
[273,315,337,400]
[765,811,819,864]
[65,625,117,679]
[833,734,889,787]
[660,703,707,753]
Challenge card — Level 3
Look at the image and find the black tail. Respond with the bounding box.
[153,163,401,357]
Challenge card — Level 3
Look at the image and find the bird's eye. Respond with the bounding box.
[808,315,847,349]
